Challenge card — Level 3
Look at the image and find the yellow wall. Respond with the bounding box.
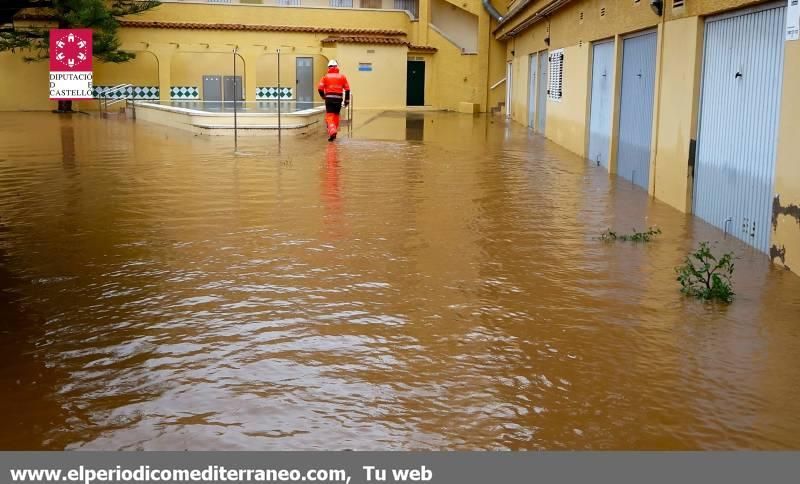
[431,0,480,53]
[508,51,527,122]
[651,17,702,213]
[426,29,482,110]
[333,43,407,109]
[94,53,160,87]
[0,53,53,111]
[171,52,232,97]
[772,41,800,272]
[544,44,589,156]
[420,0,501,111]
[133,2,412,31]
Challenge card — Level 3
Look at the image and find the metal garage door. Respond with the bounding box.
[528,53,538,129]
[694,4,785,253]
[616,31,657,190]
[296,57,314,105]
[587,40,615,169]
[537,51,548,134]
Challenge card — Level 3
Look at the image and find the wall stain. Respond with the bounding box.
[772,195,800,230]
[770,244,787,265]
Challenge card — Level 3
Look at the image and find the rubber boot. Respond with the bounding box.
[325,112,337,141]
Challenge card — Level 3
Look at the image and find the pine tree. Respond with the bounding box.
[0,0,160,112]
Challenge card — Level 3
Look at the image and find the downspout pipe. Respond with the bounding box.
[483,0,503,22]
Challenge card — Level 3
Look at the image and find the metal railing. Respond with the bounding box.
[346,93,353,129]
[490,78,507,90]
[97,84,133,114]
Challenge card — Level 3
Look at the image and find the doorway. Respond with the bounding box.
[587,40,615,169]
[407,60,425,106]
[693,4,785,253]
[296,57,314,108]
[616,30,657,190]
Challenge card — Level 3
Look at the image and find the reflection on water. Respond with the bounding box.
[0,112,799,450]
[405,115,425,141]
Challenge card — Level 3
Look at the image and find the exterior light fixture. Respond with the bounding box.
[650,0,663,16]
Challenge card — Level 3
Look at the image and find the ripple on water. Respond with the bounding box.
[0,112,799,450]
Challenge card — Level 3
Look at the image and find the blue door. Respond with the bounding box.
[616,31,657,190]
[587,40,615,169]
[694,5,785,253]
[536,51,548,134]
[527,53,538,129]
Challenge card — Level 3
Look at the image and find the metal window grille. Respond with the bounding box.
[360,0,382,8]
[547,49,564,101]
[279,0,300,5]
[330,0,353,6]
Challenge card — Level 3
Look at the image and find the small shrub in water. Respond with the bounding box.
[675,242,735,303]
[600,226,662,242]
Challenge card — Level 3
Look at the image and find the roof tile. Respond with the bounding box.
[321,36,438,52]
[119,20,406,36]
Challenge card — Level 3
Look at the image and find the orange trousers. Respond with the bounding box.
[325,112,341,137]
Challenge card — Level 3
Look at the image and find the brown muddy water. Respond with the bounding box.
[0,111,799,450]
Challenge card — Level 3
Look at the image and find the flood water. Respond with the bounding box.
[1,111,799,450]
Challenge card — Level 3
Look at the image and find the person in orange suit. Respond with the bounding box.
[318,59,350,142]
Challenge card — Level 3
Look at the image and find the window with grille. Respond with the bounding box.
[360,0,382,8]
[330,0,353,6]
[394,0,419,18]
[547,49,564,101]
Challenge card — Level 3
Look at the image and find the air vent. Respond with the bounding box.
[673,0,685,8]
[600,7,606,16]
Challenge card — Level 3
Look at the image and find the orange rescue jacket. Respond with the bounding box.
[318,67,350,102]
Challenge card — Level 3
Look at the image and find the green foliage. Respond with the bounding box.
[0,0,159,62]
[675,242,735,303]
[599,226,662,242]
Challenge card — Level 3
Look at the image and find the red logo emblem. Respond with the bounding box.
[49,29,92,71]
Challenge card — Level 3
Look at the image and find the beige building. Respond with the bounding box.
[1,0,507,113]
[497,0,800,274]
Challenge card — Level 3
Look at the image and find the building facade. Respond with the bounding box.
[0,0,508,113]
[497,0,800,274]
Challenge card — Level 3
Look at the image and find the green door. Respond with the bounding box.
[406,60,425,106]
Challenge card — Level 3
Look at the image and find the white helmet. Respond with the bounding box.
[327,59,339,68]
